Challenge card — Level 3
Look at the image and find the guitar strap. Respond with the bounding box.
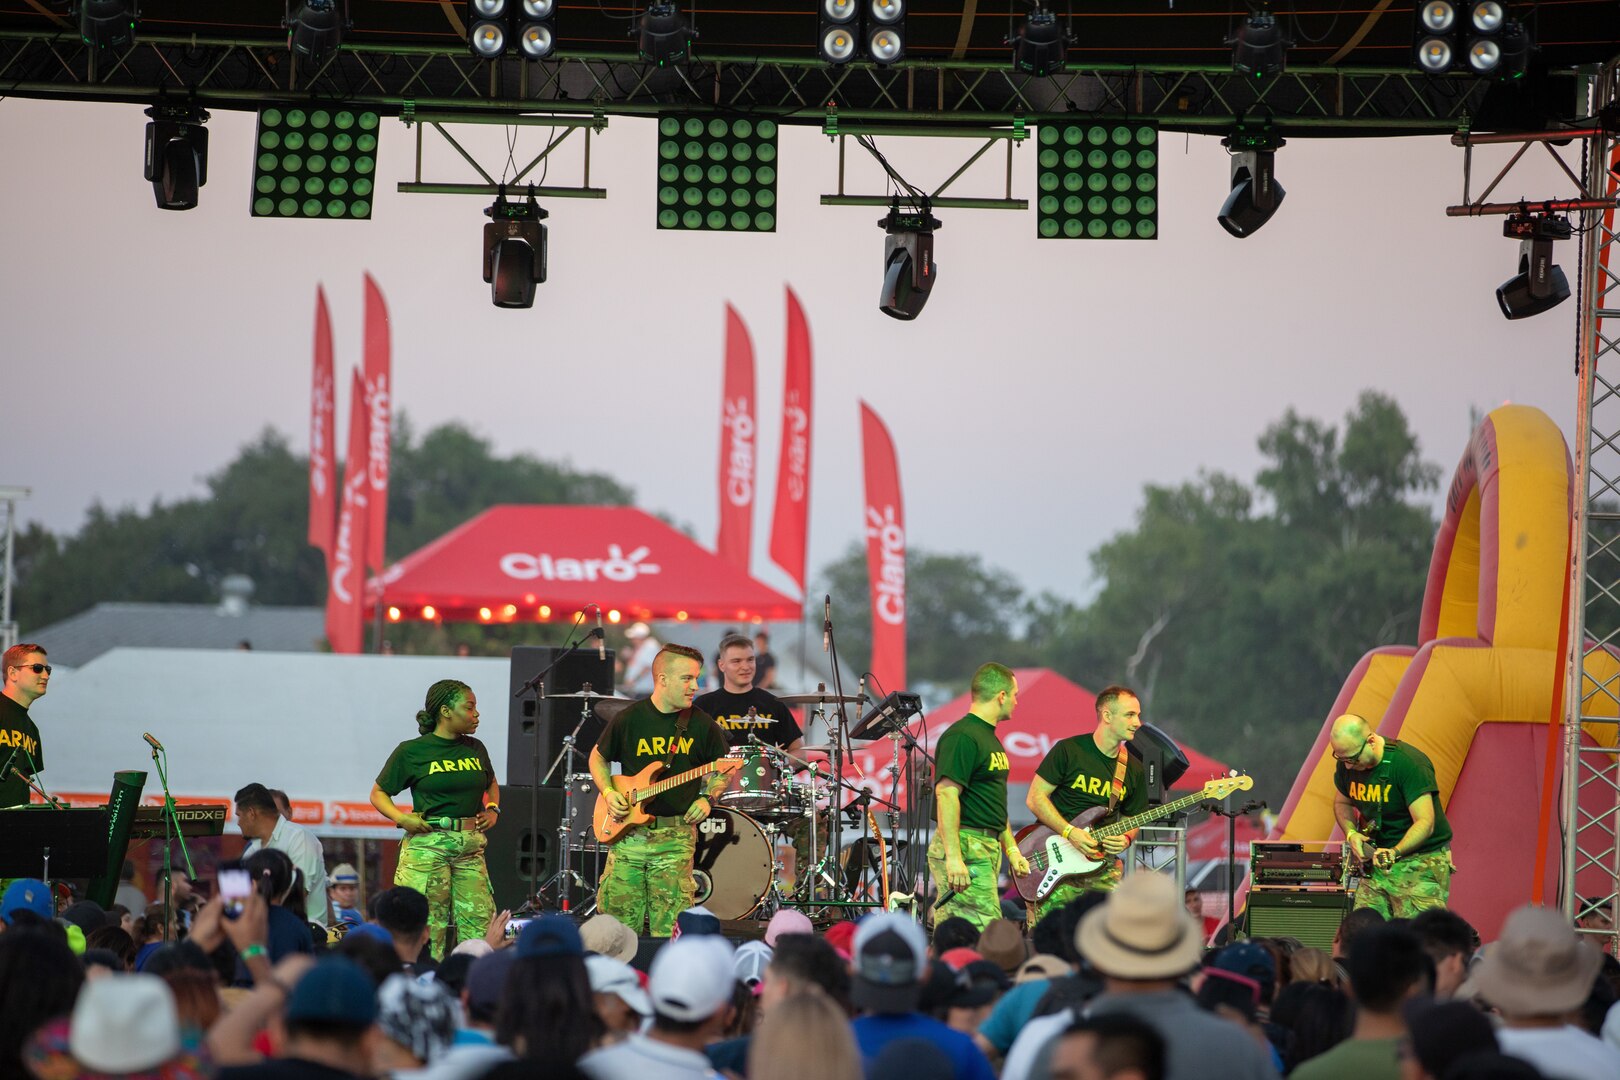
[664,707,693,766]
[1107,743,1129,812]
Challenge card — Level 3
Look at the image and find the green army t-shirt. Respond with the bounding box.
[1334,740,1453,854]
[934,713,1012,832]
[692,687,804,749]
[1035,734,1148,823]
[375,733,495,820]
[0,695,42,809]
[598,700,730,818]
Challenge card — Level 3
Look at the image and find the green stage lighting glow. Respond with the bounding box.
[656,115,778,232]
[1036,122,1158,240]
[251,106,380,220]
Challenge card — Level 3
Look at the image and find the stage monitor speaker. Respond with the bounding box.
[508,645,616,788]
[1129,721,1191,805]
[1242,889,1351,952]
[483,784,605,912]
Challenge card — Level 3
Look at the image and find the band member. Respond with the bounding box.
[0,643,48,809]
[590,644,730,936]
[1025,685,1147,922]
[370,679,499,960]
[1329,713,1454,918]
[693,634,804,753]
[927,662,1030,930]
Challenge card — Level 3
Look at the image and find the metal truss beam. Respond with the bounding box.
[396,112,608,199]
[0,31,1496,135]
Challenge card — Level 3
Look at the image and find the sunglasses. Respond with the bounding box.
[1332,735,1369,763]
[11,663,50,676]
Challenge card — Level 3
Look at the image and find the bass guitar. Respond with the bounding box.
[1012,774,1254,902]
[592,756,744,844]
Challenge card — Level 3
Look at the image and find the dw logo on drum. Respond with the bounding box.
[698,815,733,839]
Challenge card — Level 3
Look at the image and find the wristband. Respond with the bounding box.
[485,803,501,815]
[241,944,268,961]
[1062,826,1072,840]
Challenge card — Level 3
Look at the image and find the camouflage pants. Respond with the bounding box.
[394,829,494,961]
[598,822,697,937]
[928,829,1004,931]
[1031,858,1122,925]
[1354,847,1453,919]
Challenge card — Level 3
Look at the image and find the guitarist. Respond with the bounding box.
[588,644,731,936]
[927,663,1031,931]
[1024,685,1147,923]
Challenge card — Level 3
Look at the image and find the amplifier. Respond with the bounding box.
[1243,889,1351,952]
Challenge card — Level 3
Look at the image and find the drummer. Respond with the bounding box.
[694,634,805,756]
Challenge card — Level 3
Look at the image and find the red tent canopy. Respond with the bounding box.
[369,505,801,623]
[851,668,1233,792]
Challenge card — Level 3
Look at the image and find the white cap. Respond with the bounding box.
[625,622,652,640]
[648,936,734,1021]
[586,954,652,1017]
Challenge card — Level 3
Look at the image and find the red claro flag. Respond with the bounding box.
[307,286,337,558]
[326,368,372,655]
[362,273,391,574]
[716,304,756,572]
[861,401,905,694]
[768,286,813,596]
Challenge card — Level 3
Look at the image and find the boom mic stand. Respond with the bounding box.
[1205,797,1265,943]
[149,736,195,942]
[538,692,601,912]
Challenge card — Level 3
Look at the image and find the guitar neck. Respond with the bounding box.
[636,761,722,803]
[1092,789,1212,839]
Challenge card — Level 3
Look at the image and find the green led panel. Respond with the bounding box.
[656,116,778,232]
[251,107,380,220]
[1036,123,1158,240]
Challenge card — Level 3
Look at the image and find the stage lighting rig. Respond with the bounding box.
[636,2,695,65]
[74,0,138,48]
[1011,6,1070,77]
[144,104,208,211]
[878,196,941,321]
[1228,9,1291,77]
[1496,212,1572,320]
[1218,123,1286,238]
[287,0,347,63]
[1414,1,1530,77]
[484,189,548,309]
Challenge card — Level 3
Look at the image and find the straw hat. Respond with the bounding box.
[1471,904,1603,1016]
[1076,872,1204,980]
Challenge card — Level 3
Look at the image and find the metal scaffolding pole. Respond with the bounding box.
[0,486,29,652]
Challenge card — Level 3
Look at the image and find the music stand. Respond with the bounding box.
[0,808,111,886]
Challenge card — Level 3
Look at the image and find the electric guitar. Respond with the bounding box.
[1012,774,1254,901]
[592,756,744,844]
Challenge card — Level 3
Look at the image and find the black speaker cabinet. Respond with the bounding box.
[483,783,606,912]
[508,645,616,788]
[1242,889,1352,952]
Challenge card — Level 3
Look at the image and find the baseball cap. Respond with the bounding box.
[376,973,457,1064]
[939,946,984,971]
[517,913,584,959]
[733,940,772,990]
[674,905,722,939]
[587,954,652,1016]
[285,957,379,1026]
[852,913,928,1014]
[764,908,813,946]
[465,950,518,1021]
[1,878,52,924]
[1205,940,1276,1004]
[648,935,735,1022]
[60,900,108,934]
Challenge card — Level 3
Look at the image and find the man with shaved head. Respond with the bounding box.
[1328,713,1454,917]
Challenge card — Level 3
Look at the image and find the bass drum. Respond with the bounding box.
[691,808,775,920]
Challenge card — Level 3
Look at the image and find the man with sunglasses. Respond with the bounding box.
[0,643,48,809]
[1329,713,1453,918]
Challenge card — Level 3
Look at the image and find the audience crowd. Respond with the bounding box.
[1,863,1618,1080]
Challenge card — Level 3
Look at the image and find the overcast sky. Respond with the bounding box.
[0,97,1586,606]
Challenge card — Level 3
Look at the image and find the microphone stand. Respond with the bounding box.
[821,600,860,903]
[1205,797,1265,943]
[150,739,195,941]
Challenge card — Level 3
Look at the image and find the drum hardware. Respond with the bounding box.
[534,683,608,912]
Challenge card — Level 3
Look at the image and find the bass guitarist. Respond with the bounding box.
[588,643,730,936]
[1024,685,1147,923]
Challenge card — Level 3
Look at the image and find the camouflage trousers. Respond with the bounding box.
[928,829,1004,931]
[598,822,697,937]
[1353,847,1453,919]
[394,829,494,961]
[1031,858,1123,926]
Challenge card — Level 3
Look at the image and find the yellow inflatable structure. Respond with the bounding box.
[1270,404,1619,939]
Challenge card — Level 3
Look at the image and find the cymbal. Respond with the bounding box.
[546,690,632,701]
[594,699,636,720]
[777,692,867,706]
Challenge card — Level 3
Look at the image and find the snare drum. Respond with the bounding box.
[719,746,782,812]
[691,807,775,919]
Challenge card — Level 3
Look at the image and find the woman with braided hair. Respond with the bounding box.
[370,678,500,959]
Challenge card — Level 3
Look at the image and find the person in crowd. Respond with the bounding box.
[370,679,500,960]
[134,903,174,969]
[328,863,365,929]
[0,643,48,809]
[1329,714,1454,917]
[1290,923,1433,1080]
[708,932,852,1077]
[114,860,148,915]
[1002,872,1277,1080]
[495,915,603,1066]
[108,903,137,938]
[1398,999,1499,1080]
[580,913,639,963]
[24,972,208,1080]
[239,848,318,974]
[1411,907,1478,999]
[1473,903,1620,1079]
[694,633,805,754]
[60,899,106,937]
[337,927,406,986]
[586,954,651,1043]
[162,966,223,1032]
[751,631,777,690]
[977,903,1082,1062]
[84,925,137,970]
[846,912,995,1080]
[929,664,1031,931]
[933,916,981,956]
[589,644,730,937]
[0,926,82,1078]
[748,989,862,1080]
[414,949,516,1080]
[210,955,378,1077]
[1185,890,1220,945]
[238,781,331,928]
[1,877,53,932]
[1269,980,1353,1072]
[374,972,458,1073]
[619,623,661,695]
[1025,685,1148,922]
[579,934,736,1080]
[1047,1013,1167,1080]
[368,886,435,973]
[1199,941,1285,1071]
[1283,947,1340,989]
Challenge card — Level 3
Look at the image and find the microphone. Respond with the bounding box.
[595,608,606,661]
[823,595,832,654]
[142,732,165,753]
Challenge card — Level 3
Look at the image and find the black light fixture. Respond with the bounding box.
[1414,0,1530,77]
[1228,8,1291,77]
[516,0,556,59]
[468,0,507,57]
[1011,5,1070,77]
[144,104,208,211]
[819,0,858,64]
[1497,212,1572,320]
[74,0,138,48]
[878,196,940,321]
[867,0,905,66]
[286,0,347,63]
[1218,124,1286,237]
[636,2,695,65]
[484,189,549,309]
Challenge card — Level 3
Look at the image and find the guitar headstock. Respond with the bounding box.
[1201,773,1255,800]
